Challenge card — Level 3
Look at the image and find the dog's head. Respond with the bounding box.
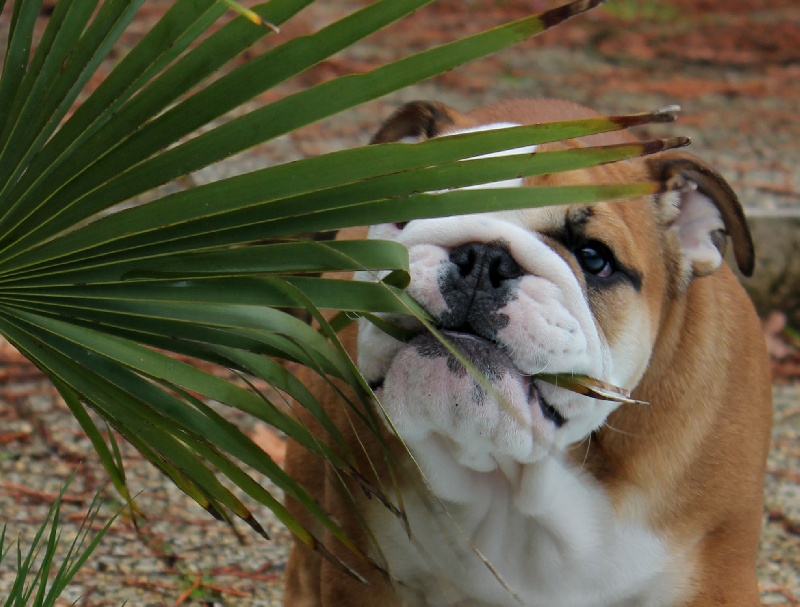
[356,100,754,471]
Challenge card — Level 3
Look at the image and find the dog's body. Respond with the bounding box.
[283,99,772,607]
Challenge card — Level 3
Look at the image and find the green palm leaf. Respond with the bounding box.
[0,0,684,575]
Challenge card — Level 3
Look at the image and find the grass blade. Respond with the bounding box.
[43,489,117,603]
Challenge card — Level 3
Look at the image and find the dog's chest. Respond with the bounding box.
[367,456,688,607]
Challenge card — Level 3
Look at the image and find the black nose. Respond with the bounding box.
[438,242,522,339]
[450,242,522,288]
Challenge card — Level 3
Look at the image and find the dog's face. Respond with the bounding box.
[355,101,754,473]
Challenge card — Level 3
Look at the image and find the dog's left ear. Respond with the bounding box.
[648,152,755,282]
[370,101,473,144]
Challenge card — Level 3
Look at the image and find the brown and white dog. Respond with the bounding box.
[283,99,772,607]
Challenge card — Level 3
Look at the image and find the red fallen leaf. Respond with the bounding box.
[0,432,31,445]
[250,422,287,467]
[774,360,800,382]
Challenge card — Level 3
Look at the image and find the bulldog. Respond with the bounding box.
[283,99,772,607]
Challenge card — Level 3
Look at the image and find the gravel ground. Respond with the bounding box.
[1,0,798,605]
[0,374,293,606]
[0,377,797,606]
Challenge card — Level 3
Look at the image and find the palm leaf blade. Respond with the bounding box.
[2,239,410,286]
[2,307,371,574]
[0,113,680,277]
[0,0,42,137]
[0,0,431,252]
[53,379,137,508]
[0,0,101,184]
[0,0,226,216]
[1,0,603,258]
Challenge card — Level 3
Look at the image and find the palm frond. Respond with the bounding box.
[0,0,682,573]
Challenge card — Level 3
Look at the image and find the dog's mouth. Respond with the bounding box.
[534,382,567,427]
[367,319,645,411]
[371,328,568,429]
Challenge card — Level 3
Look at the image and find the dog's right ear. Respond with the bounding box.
[370,101,469,144]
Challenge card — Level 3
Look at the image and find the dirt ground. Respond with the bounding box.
[0,0,799,605]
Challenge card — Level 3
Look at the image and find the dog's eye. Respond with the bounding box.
[576,243,615,278]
